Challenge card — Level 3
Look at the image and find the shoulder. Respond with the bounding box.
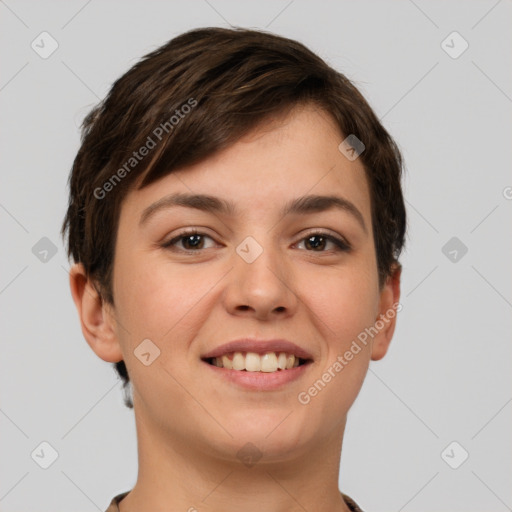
[103,491,130,512]
[341,492,366,512]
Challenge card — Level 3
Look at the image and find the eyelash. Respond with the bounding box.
[161,229,351,254]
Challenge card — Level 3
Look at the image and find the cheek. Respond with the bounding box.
[113,252,212,343]
[145,289,195,341]
[298,270,377,415]
[302,262,379,350]
[116,256,223,366]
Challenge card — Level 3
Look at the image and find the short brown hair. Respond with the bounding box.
[61,26,407,409]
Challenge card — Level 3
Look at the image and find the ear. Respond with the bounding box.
[370,263,402,361]
[68,263,124,363]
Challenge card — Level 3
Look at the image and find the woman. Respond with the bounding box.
[62,26,406,512]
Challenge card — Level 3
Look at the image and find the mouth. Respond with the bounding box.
[201,351,313,373]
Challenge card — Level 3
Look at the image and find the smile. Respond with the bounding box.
[204,351,310,373]
[202,354,313,391]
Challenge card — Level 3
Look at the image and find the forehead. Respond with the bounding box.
[121,104,372,229]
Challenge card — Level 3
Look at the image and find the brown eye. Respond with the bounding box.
[162,230,216,252]
[297,232,351,252]
[180,234,205,250]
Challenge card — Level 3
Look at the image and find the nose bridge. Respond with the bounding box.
[235,232,284,286]
[226,232,297,316]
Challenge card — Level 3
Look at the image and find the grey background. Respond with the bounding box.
[1,1,511,511]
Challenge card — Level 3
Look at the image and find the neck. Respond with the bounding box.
[119,398,352,512]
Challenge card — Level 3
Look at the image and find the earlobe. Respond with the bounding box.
[370,264,402,361]
[68,263,124,363]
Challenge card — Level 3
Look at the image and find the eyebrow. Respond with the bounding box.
[139,192,367,234]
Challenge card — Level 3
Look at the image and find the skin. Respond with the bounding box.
[69,103,401,512]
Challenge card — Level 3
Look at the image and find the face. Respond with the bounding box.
[72,104,400,463]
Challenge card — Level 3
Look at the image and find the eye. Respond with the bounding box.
[296,231,351,253]
[161,229,351,254]
[161,229,217,252]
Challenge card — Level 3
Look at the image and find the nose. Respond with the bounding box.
[222,237,298,321]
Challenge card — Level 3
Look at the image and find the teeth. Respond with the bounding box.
[246,352,261,372]
[261,352,278,372]
[221,354,233,369]
[212,351,303,372]
[232,352,245,370]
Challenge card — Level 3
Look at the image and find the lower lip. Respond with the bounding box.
[202,360,312,391]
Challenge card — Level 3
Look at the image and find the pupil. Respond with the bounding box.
[185,234,202,249]
[306,235,325,251]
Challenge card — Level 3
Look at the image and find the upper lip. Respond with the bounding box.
[201,338,314,360]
